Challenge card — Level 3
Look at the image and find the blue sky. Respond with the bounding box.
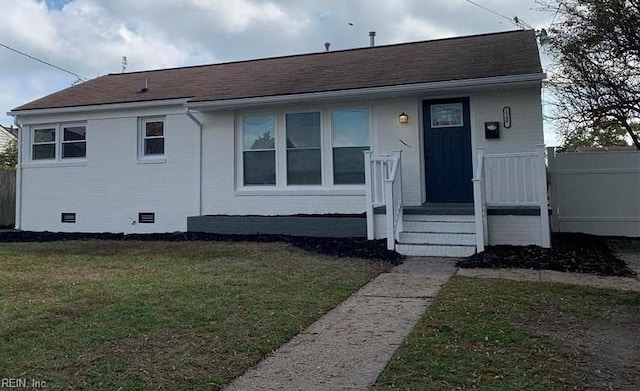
[1,0,558,144]
[45,0,73,11]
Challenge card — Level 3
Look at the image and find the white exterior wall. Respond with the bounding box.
[13,84,546,237]
[488,215,542,246]
[469,87,544,155]
[17,106,199,233]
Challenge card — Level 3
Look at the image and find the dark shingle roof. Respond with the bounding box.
[12,30,542,112]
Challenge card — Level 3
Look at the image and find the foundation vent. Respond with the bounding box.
[138,212,155,224]
[61,213,76,223]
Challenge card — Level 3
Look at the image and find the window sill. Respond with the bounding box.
[137,157,167,164]
[235,187,365,196]
[22,160,87,169]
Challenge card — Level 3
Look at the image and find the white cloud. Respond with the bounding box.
[0,0,560,144]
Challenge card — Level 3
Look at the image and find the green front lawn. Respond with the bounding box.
[373,276,640,390]
[0,240,387,390]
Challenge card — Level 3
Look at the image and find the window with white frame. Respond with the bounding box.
[286,112,321,185]
[242,115,276,185]
[32,124,86,161]
[140,118,165,157]
[62,125,86,158]
[32,128,56,160]
[332,109,370,184]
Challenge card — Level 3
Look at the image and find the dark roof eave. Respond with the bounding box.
[9,97,192,117]
[187,73,546,110]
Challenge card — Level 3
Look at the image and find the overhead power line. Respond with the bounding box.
[0,42,86,83]
[462,0,533,30]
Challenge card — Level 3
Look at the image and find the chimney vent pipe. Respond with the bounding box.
[369,31,376,47]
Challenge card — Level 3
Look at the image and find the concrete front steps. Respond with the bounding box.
[395,214,477,257]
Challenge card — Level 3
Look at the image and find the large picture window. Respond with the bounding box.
[243,115,276,185]
[286,112,321,185]
[332,109,370,184]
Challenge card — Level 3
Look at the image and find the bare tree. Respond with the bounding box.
[544,0,640,150]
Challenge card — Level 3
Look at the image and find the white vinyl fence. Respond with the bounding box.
[548,148,640,237]
[0,170,16,227]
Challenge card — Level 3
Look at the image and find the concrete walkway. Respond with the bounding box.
[224,258,456,391]
[224,246,640,390]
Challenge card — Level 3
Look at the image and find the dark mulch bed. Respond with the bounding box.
[0,231,402,264]
[457,233,637,277]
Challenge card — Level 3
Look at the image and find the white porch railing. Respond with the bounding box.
[364,150,403,250]
[365,145,551,253]
[474,144,551,248]
[472,148,488,252]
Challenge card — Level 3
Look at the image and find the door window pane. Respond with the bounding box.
[332,109,370,184]
[286,112,321,185]
[431,103,463,127]
[243,115,276,185]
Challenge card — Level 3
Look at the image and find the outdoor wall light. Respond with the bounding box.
[398,112,409,124]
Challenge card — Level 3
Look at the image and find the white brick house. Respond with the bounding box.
[9,30,550,256]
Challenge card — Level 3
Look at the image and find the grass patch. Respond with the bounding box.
[0,240,388,390]
[373,276,640,390]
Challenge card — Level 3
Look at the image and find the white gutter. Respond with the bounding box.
[7,98,189,117]
[12,117,22,230]
[187,73,546,111]
[184,107,203,216]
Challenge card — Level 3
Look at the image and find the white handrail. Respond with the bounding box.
[364,150,403,250]
[472,148,486,252]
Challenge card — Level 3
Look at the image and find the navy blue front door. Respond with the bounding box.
[424,98,473,202]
